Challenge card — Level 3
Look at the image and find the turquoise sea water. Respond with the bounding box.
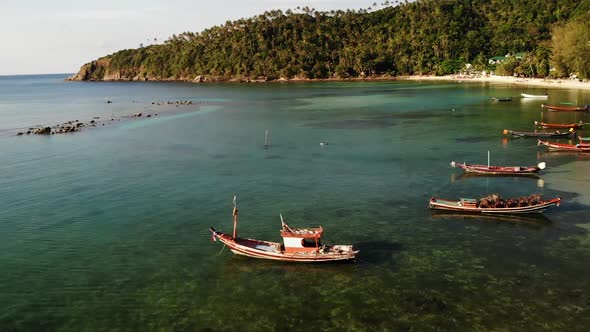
[1,74,590,331]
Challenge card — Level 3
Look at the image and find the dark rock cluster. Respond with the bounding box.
[151,100,193,106]
[17,120,93,136]
[16,101,166,136]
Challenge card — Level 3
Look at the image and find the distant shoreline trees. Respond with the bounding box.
[551,19,590,79]
[73,0,590,81]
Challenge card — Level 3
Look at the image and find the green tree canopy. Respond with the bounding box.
[551,19,590,79]
[71,0,590,81]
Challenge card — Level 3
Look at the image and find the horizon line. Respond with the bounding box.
[0,73,74,77]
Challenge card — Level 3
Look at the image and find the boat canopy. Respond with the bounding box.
[280,223,323,239]
[280,219,324,253]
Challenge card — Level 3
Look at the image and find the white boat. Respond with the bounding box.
[521,93,548,99]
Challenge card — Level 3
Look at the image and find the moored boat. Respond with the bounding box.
[503,128,576,138]
[537,139,590,152]
[429,194,560,214]
[541,104,589,112]
[450,161,544,176]
[491,97,512,102]
[209,196,358,263]
[521,93,548,99]
[535,120,583,129]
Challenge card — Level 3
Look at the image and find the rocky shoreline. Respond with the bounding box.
[66,60,397,83]
[67,72,397,84]
[67,70,590,91]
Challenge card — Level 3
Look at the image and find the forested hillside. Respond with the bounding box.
[70,0,590,81]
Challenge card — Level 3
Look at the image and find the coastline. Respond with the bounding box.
[398,74,590,91]
[69,73,590,91]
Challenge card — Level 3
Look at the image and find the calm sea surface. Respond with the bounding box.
[1,74,590,331]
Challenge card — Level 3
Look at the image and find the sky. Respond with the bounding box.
[0,0,381,75]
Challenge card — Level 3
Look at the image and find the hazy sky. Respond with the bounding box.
[0,0,379,75]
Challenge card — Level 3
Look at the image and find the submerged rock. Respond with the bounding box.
[35,127,51,135]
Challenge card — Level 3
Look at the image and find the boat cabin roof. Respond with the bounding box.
[280,223,323,239]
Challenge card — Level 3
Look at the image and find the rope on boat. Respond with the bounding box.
[217,244,227,256]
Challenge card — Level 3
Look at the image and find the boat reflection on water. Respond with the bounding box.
[502,137,509,147]
[450,172,542,183]
[430,210,553,227]
[450,173,544,189]
[536,150,590,161]
[219,255,359,275]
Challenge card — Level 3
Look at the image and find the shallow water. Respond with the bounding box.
[1,75,590,330]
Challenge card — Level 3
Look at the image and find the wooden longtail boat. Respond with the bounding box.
[535,121,583,129]
[450,161,544,176]
[503,129,576,138]
[429,195,560,214]
[209,196,358,263]
[521,93,548,99]
[538,139,590,152]
[542,104,589,112]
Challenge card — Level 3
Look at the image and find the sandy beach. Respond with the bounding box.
[400,74,590,91]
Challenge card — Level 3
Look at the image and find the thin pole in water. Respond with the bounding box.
[488,151,490,167]
[232,195,238,239]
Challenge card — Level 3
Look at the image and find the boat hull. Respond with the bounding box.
[431,210,552,225]
[535,121,583,129]
[538,139,590,152]
[451,161,540,176]
[505,129,575,138]
[542,104,589,112]
[213,232,358,263]
[429,197,560,214]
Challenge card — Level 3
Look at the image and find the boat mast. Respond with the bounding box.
[232,195,238,239]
